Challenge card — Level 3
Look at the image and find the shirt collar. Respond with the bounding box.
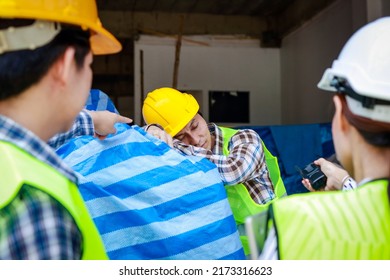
[208,122,224,154]
[0,115,78,183]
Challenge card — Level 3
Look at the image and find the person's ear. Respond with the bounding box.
[51,47,76,87]
[333,95,350,133]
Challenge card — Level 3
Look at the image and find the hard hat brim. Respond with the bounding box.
[0,11,122,55]
[90,27,122,55]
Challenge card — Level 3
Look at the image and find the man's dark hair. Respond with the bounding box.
[0,19,91,100]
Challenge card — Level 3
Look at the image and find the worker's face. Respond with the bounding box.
[332,95,353,175]
[175,113,213,150]
[63,50,93,131]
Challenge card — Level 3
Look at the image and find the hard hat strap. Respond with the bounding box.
[0,20,61,54]
[331,77,390,109]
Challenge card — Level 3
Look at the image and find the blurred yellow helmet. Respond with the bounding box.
[0,0,121,55]
[143,88,199,137]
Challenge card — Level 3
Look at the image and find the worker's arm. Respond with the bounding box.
[175,129,267,186]
[48,109,132,148]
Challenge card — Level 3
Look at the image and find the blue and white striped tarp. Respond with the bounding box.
[86,89,119,114]
[56,90,244,260]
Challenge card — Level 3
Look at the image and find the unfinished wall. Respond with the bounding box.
[92,12,266,119]
[280,0,366,124]
[134,35,281,126]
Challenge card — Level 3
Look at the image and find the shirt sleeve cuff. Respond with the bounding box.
[79,109,95,136]
[342,176,357,191]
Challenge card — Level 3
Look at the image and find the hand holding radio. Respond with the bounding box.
[296,162,327,191]
[299,158,351,191]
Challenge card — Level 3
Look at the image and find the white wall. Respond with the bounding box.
[134,35,281,126]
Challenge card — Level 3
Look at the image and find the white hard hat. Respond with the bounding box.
[318,17,390,123]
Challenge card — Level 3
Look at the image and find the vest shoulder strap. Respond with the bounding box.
[0,141,108,259]
[0,141,72,207]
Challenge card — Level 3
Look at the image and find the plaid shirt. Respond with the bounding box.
[174,123,275,204]
[47,109,94,149]
[0,110,93,259]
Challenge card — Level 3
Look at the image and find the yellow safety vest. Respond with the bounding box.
[271,179,390,259]
[219,127,286,255]
[0,141,108,260]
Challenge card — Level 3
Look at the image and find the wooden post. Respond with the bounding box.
[140,49,144,126]
[173,15,184,89]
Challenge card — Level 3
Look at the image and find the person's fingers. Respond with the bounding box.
[302,178,314,192]
[101,125,116,135]
[314,157,325,166]
[324,185,336,191]
[94,133,108,140]
[163,135,173,147]
[166,137,173,148]
[149,130,174,147]
[115,115,133,124]
[150,130,163,139]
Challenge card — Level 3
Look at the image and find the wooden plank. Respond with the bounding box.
[96,0,137,11]
[172,15,184,88]
[139,49,145,125]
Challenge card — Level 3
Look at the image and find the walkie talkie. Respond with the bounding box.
[296,163,327,190]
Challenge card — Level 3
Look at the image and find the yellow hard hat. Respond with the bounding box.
[0,0,121,55]
[143,88,199,137]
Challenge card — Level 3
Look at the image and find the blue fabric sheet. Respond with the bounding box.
[56,90,244,260]
[87,89,119,114]
[270,124,322,175]
[236,124,334,195]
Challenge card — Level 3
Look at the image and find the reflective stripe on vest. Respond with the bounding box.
[219,127,286,255]
[272,179,390,259]
[0,141,108,260]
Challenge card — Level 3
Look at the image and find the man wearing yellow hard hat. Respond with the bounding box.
[142,87,286,256]
[0,0,126,259]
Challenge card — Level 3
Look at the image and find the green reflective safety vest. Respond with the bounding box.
[271,179,390,259]
[219,127,286,255]
[0,141,108,260]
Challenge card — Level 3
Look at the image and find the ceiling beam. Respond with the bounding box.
[99,11,267,38]
[275,0,338,37]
